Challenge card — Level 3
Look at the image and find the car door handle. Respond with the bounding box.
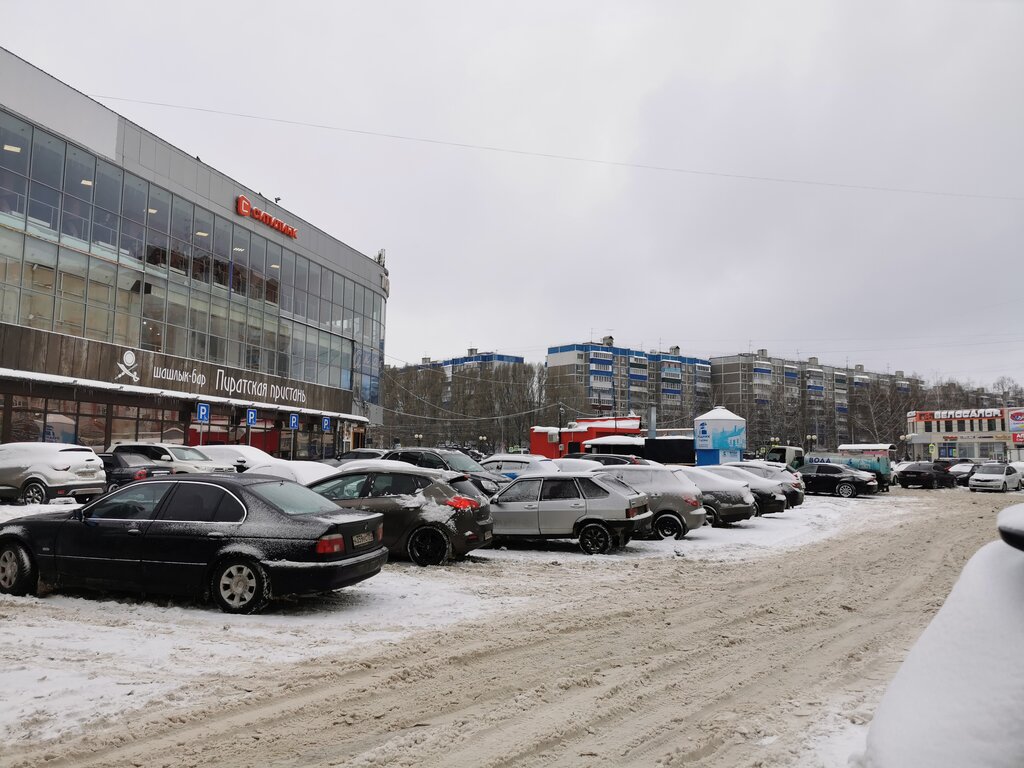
[127,528,142,536]
[207,531,226,539]
[524,504,537,509]
[570,503,584,508]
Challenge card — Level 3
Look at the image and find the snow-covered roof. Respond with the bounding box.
[838,444,896,451]
[694,406,745,422]
[583,435,645,446]
[0,367,367,423]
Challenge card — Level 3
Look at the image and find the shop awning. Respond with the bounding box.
[0,367,368,424]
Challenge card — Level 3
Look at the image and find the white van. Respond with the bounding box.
[0,443,107,504]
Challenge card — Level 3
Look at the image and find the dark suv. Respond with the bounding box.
[897,462,957,489]
[799,464,879,497]
[381,448,508,499]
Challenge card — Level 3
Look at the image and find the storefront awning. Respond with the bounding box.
[0,367,368,424]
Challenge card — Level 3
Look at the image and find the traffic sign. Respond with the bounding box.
[322,416,332,433]
[246,408,257,427]
[288,413,299,430]
[196,403,211,423]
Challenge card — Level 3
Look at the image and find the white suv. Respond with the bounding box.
[108,442,234,474]
[0,443,107,504]
[968,462,1023,493]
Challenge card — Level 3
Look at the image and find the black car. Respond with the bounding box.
[799,464,879,497]
[897,462,957,489]
[563,453,649,466]
[381,448,508,500]
[98,452,172,492]
[0,475,388,614]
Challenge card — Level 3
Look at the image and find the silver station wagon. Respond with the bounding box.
[488,471,652,554]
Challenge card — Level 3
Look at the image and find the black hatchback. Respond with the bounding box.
[0,475,387,614]
[799,464,879,497]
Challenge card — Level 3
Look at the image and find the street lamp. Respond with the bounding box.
[478,435,487,454]
[899,433,912,460]
[414,433,423,446]
[805,433,818,452]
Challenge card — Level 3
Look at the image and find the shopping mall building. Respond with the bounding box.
[0,47,388,457]
[904,408,1024,462]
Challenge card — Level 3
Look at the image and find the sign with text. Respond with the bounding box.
[196,403,211,423]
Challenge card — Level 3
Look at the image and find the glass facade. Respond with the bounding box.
[0,107,384,401]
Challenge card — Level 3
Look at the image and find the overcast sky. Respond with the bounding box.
[4,1,1022,388]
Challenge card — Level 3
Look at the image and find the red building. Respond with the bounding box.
[529,417,643,458]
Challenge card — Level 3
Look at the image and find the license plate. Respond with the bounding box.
[483,530,492,540]
[352,531,374,547]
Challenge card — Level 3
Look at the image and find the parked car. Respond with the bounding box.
[563,453,648,466]
[953,463,982,487]
[897,462,957,489]
[480,453,560,479]
[673,466,756,526]
[196,445,276,472]
[593,464,706,539]
[725,461,805,508]
[381,448,508,497]
[798,464,879,497]
[552,457,604,472]
[890,461,914,484]
[968,462,1023,492]
[108,442,235,474]
[699,465,787,515]
[0,475,388,613]
[487,472,653,554]
[0,443,107,505]
[320,448,387,468]
[246,461,338,485]
[307,461,493,565]
[98,452,172,492]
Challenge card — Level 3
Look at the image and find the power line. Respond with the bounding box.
[89,94,1024,203]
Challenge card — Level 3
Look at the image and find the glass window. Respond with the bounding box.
[60,195,90,244]
[147,185,170,233]
[158,483,228,523]
[0,283,18,323]
[169,237,190,274]
[90,207,118,257]
[209,294,229,338]
[54,298,85,335]
[115,265,143,314]
[307,261,320,299]
[87,256,116,307]
[27,181,60,239]
[578,478,610,499]
[0,227,24,286]
[231,225,249,297]
[312,473,369,501]
[24,238,57,292]
[294,255,308,293]
[121,173,148,224]
[56,248,88,300]
[29,129,64,188]
[250,480,344,516]
[498,478,542,503]
[166,281,188,328]
[213,215,231,258]
[94,160,122,212]
[145,228,169,270]
[20,290,54,330]
[248,234,265,302]
[84,305,112,341]
[188,289,209,334]
[0,111,31,175]
[541,478,580,500]
[113,310,140,346]
[119,218,145,263]
[0,168,27,226]
[170,195,193,241]
[88,482,172,520]
[64,147,95,202]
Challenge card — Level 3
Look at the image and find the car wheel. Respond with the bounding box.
[21,481,47,506]
[577,522,613,555]
[407,526,451,566]
[899,480,908,488]
[1001,483,1008,493]
[706,504,723,528]
[0,542,36,596]
[211,558,269,615]
[107,482,120,493]
[752,500,762,517]
[653,513,686,540]
[836,482,857,498]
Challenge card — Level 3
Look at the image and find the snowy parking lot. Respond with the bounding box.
[0,488,1014,767]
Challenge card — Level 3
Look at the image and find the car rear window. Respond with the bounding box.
[595,475,636,494]
[169,446,212,461]
[578,478,609,499]
[249,480,342,516]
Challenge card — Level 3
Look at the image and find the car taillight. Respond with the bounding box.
[626,507,636,518]
[791,482,801,489]
[316,534,345,555]
[683,496,701,508]
[376,524,384,541]
[445,496,479,511]
[134,469,148,480]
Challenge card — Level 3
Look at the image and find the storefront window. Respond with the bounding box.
[147,185,170,233]
[113,311,140,347]
[111,405,138,444]
[64,147,95,202]
[84,305,112,341]
[122,173,147,225]
[0,111,31,176]
[212,215,231,289]
[248,234,266,302]
[91,208,118,257]
[0,227,24,287]
[94,160,122,213]
[0,168,27,228]
[119,218,145,263]
[30,130,64,189]
[27,180,60,240]
[23,238,56,293]
[56,248,88,300]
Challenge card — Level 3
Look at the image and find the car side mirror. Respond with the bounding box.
[72,508,84,521]
[159,454,173,461]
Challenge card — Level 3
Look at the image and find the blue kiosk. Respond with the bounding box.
[694,406,747,466]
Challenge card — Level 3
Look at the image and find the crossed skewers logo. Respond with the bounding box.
[115,349,139,383]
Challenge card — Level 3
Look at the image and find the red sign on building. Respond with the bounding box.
[236,195,298,239]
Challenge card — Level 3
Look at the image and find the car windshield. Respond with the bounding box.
[168,446,212,461]
[445,452,486,472]
[977,465,1004,475]
[120,453,153,467]
[249,480,343,516]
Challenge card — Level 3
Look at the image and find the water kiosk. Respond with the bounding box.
[694,406,747,466]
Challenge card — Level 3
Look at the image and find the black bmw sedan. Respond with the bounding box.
[0,475,388,614]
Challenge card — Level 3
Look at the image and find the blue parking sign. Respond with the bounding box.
[322,416,331,432]
[196,403,211,423]
[246,408,257,426]
[288,413,299,430]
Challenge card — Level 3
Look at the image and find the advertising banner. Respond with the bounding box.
[1009,409,1024,433]
[694,420,746,450]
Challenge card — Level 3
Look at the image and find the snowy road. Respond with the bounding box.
[0,488,1012,767]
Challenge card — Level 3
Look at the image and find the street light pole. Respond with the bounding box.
[414,432,423,447]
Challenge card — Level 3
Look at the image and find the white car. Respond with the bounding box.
[968,462,1023,492]
[481,453,560,479]
[552,458,604,472]
[0,443,107,505]
[196,444,276,472]
[109,442,235,474]
[246,460,338,485]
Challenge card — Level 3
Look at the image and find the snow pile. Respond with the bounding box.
[862,530,1024,767]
